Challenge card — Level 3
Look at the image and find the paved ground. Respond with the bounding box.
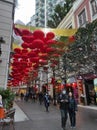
[14,100,97,130]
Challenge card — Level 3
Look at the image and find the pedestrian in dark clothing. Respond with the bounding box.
[38,92,43,105]
[20,92,24,101]
[57,89,69,130]
[32,92,36,102]
[44,92,50,112]
[68,91,78,128]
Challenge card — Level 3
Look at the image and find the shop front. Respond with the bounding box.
[82,73,97,105]
[66,77,78,103]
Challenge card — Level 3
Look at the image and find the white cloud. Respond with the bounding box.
[14,0,35,24]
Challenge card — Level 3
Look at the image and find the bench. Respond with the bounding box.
[0,108,16,130]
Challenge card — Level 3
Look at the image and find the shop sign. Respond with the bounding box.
[94,78,97,104]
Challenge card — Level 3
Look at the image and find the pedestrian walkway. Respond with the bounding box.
[14,102,97,123]
[78,104,97,110]
[13,101,97,130]
[14,102,29,122]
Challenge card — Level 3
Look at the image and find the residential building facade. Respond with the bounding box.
[0,0,15,88]
[74,0,97,28]
[58,0,97,29]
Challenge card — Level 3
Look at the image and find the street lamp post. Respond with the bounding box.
[52,68,56,105]
[63,53,67,87]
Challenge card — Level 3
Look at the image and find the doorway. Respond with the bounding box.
[85,79,96,105]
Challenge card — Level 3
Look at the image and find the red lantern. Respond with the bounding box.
[13,54,21,58]
[52,54,60,57]
[33,63,39,69]
[51,77,55,84]
[46,32,55,40]
[72,82,77,88]
[39,53,48,59]
[66,83,72,87]
[40,45,48,53]
[14,48,21,53]
[39,59,48,65]
[22,29,31,36]
[30,39,44,49]
[46,47,56,53]
[50,63,56,68]
[22,48,28,53]
[22,35,34,43]
[30,57,39,63]
[33,30,44,39]
[28,51,37,57]
[46,40,56,46]
[21,42,29,48]
[51,60,59,65]
[69,36,75,42]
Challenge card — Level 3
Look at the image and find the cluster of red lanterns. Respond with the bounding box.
[8,27,75,87]
[8,29,57,87]
[65,82,77,88]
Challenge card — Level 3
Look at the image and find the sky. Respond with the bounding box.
[14,0,35,24]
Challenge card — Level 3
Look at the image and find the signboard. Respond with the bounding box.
[94,78,97,104]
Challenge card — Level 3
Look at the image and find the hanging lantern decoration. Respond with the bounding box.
[51,59,59,65]
[72,82,77,88]
[21,42,29,48]
[30,57,39,63]
[10,28,66,88]
[40,45,48,53]
[39,59,48,65]
[68,35,75,43]
[46,32,55,40]
[33,30,44,39]
[22,29,31,36]
[66,83,72,87]
[28,51,37,57]
[46,40,56,46]
[14,48,21,53]
[13,54,21,58]
[46,47,56,53]
[21,48,28,53]
[22,35,34,43]
[30,39,44,49]
[39,53,48,59]
[52,53,60,57]
[50,63,56,68]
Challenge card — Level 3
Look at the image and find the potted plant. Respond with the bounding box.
[0,88,15,110]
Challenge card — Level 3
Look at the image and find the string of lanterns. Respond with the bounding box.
[8,27,75,87]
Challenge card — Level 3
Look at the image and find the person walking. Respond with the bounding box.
[57,89,69,130]
[68,91,78,129]
[44,92,50,112]
[38,91,43,105]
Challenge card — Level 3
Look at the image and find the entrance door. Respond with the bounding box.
[85,80,96,105]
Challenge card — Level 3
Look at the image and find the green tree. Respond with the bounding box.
[47,0,74,28]
[63,19,97,75]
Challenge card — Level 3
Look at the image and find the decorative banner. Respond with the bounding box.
[12,43,22,50]
[15,24,77,36]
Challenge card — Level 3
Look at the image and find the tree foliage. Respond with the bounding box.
[63,19,97,75]
[47,0,74,28]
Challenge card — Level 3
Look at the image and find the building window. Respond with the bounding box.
[78,9,87,27]
[91,0,97,16]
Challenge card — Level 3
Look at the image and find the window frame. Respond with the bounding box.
[78,8,87,27]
